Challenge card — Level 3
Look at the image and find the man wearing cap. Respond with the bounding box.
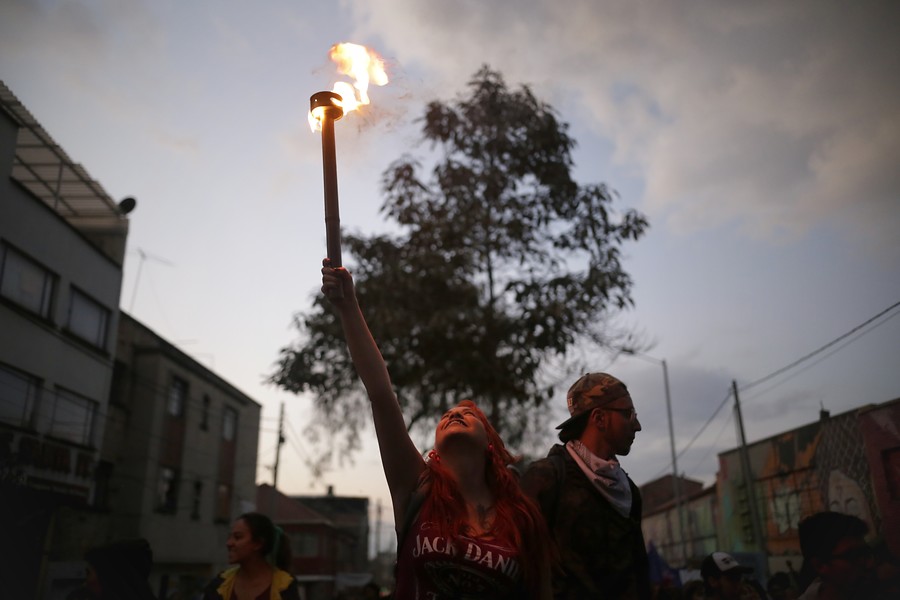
[521,372,650,599]
[700,552,756,600]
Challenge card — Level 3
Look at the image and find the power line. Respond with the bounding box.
[683,409,735,480]
[741,307,900,404]
[739,299,900,393]
[284,431,313,467]
[283,417,313,462]
[663,299,900,482]
[649,388,732,480]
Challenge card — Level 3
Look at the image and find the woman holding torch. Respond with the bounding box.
[321,259,552,600]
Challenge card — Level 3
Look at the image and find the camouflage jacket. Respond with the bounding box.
[521,444,651,600]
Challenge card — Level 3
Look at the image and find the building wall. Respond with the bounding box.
[1,81,266,600]
[642,485,718,568]
[858,399,900,557]
[641,399,900,577]
[717,403,896,576]
[289,521,339,600]
[685,488,719,561]
[102,314,262,597]
[257,484,340,600]
[293,494,371,573]
[1,102,128,600]
[0,108,124,500]
[641,474,705,515]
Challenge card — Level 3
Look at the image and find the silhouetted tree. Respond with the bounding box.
[271,66,648,465]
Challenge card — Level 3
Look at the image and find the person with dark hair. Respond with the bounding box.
[69,538,156,600]
[520,372,650,599]
[796,511,876,599]
[320,260,552,600]
[203,512,300,600]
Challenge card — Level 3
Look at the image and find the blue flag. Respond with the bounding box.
[647,542,682,587]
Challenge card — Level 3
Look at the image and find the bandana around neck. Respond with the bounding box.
[566,440,633,518]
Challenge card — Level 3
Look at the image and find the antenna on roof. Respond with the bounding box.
[128,247,174,313]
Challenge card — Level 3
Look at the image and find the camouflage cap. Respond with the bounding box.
[556,372,630,429]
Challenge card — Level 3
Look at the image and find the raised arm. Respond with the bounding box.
[321,259,426,524]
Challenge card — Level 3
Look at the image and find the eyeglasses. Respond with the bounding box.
[601,407,637,421]
[830,545,873,563]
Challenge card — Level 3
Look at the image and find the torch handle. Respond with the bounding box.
[320,115,344,299]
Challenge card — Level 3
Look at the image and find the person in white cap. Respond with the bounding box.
[700,552,756,600]
[521,372,650,599]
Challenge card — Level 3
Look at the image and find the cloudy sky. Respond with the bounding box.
[2,0,898,554]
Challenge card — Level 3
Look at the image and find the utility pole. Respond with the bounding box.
[273,402,286,488]
[661,359,689,565]
[733,380,765,552]
[625,351,688,565]
[375,499,383,557]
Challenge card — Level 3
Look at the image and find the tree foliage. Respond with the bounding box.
[271,66,648,463]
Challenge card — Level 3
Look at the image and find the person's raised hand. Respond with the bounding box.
[321,257,355,308]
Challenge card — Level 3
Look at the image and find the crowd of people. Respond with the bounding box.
[65,261,899,599]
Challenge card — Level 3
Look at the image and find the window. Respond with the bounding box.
[293,532,320,557]
[49,389,96,446]
[222,407,237,441]
[157,467,178,513]
[168,377,188,417]
[191,480,203,520]
[0,244,55,319]
[67,288,110,349]
[200,395,210,430]
[93,460,113,510]
[0,363,40,428]
[215,483,231,522]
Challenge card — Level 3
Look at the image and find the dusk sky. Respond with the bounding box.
[2,0,898,555]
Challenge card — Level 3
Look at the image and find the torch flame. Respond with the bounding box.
[309,42,388,132]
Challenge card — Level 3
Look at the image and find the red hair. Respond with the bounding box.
[419,400,550,596]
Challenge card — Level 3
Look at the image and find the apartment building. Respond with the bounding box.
[0,81,263,599]
[0,80,129,599]
[97,313,261,598]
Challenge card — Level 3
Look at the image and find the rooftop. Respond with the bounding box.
[0,80,129,264]
[1,81,125,221]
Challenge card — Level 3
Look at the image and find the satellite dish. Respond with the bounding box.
[118,196,137,214]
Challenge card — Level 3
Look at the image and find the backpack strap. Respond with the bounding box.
[546,449,567,528]
[395,472,431,557]
[393,473,431,583]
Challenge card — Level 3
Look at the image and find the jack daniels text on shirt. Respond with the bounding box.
[393,516,526,600]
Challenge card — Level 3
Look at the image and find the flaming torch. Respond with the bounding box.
[309,43,388,298]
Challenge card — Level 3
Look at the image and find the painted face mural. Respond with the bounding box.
[827,469,875,534]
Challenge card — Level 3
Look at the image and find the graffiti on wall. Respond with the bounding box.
[769,485,802,534]
[721,409,883,555]
[826,469,875,533]
[815,413,879,534]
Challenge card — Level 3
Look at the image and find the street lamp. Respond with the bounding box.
[625,351,689,565]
